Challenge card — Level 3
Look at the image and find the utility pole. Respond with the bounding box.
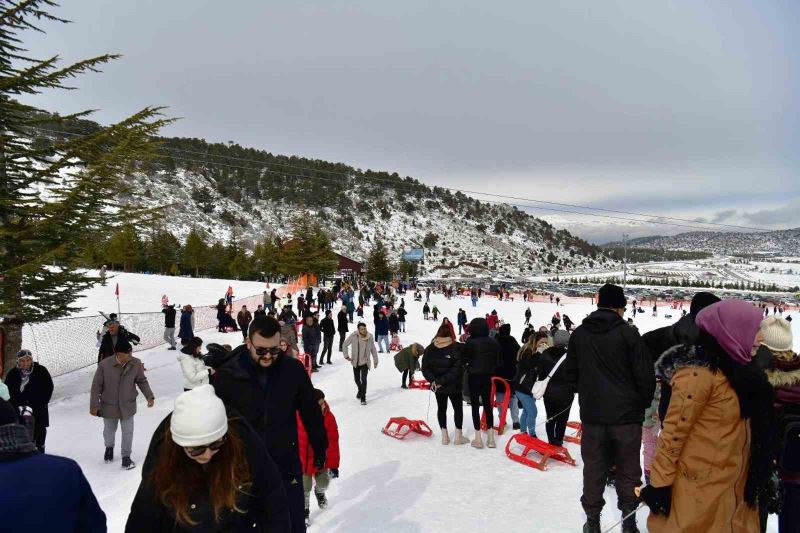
[623,233,629,290]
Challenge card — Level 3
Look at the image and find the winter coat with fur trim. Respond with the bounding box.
[647,344,761,533]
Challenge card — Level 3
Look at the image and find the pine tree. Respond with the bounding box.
[366,240,392,281]
[147,229,181,274]
[106,225,141,272]
[183,227,208,277]
[0,0,170,373]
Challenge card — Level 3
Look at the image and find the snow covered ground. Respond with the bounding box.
[41,278,795,532]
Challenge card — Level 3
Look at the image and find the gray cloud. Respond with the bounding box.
[15,0,799,242]
[711,209,738,223]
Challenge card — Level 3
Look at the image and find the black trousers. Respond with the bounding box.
[338,332,346,351]
[34,421,47,453]
[544,397,573,446]
[321,334,334,363]
[580,423,642,517]
[402,369,414,387]
[241,324,249,340]
[353,365,369,400]
[436,392,463,430]
[468,373,493,430]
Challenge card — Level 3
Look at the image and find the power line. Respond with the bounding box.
[22,125,775,233]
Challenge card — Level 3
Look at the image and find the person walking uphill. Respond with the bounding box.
[126,386,290,532]
[90,337,155,470]
[297,389,340,526]
[641,300,775,533]
[337,307,349,352]
[0,399,107,533]
[302,315,321,370]
[5,349,53,453]
[565,283,654,533]
[237,305,253,341]
[463,317,501,449]
[422,326,469,446]
[212,317,327,533]
[375,311,390,353]
[342,323,380,405]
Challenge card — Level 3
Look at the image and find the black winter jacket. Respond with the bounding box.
[388,315,400,334]
[537,346,575,406]
[162,306,177,328]
[463,318,501,375]
[495,329,520,385]
[97,326,141,362]
[421,341,464,395]
[320,317,335,337]
[643,313,700,422]
[565,309,654,425]
[5,363,54,427]
[212,346,327,472]
[336,312,349,334]
[126,414,290,533]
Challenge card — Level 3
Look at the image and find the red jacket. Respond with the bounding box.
[487,315,499,330]
[297,404,340,475]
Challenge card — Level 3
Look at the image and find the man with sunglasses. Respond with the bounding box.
[213,316,327,533]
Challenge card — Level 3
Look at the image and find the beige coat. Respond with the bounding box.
[648,365,758,532]
[343,331,379,369]
[90,355,154,419]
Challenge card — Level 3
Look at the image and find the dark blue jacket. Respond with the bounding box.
[178,310,193,340]
[375,317,389,336]
[0,452,106,532]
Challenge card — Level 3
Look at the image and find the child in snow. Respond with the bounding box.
[298,389,340,526]
[431,305,440,321]
[389,333,403,351]
[642,384,661,484]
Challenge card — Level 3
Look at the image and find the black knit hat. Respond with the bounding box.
[0,398,18,426]
[115,337,133,354]
[690,292,721,317]
[597,284,627,309]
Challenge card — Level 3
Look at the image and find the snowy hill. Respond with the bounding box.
[606,228,800,256]
[31,119,616,279]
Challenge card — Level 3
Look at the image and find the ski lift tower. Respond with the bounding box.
[623,234,629,290]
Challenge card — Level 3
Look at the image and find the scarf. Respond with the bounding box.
[19,366,33,393]
[0,424,38,461]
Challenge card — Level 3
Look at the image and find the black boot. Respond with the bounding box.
[315,490,328,509]
[104,447,113,463]
[583,515,601,533]
[621,508,640,533]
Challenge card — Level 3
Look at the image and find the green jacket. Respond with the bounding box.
[643,385,661,427]
[394,346,420,372]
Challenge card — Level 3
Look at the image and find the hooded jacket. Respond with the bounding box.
[463,318,501,375]
[565,308,654,425]
[177,352,209,390]
[297,405,340,477]
[421,338,464,395]
[495,324,520,385]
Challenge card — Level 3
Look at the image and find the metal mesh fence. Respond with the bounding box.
[22,289,288,377]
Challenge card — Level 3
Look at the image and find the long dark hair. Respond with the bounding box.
[151,419,252,525]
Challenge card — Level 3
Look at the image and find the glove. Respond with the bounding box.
[639,484,672,516]
[330,468,339,479]
[313,453,326,471]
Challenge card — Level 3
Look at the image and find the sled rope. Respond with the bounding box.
[601,503,644,533]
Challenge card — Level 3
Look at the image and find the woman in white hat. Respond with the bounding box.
[126,385,290,532]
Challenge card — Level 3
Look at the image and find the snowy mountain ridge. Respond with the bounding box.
[606,228,800,257]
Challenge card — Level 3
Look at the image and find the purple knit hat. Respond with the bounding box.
[695,300,763,365]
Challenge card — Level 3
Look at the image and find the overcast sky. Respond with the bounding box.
[18,0,800,243]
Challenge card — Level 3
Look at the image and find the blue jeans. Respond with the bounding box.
[495,391,519,424]
[399,321,406,332]
[376,335,390,352]
[516,392,538,437]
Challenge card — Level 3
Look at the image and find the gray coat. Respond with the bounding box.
[342,331,379,369]
[90,355,154,419]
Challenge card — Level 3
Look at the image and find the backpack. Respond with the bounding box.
[777,404,800,475]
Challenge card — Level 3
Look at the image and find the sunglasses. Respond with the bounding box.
[254,346,282,357]
[184,435,227,457]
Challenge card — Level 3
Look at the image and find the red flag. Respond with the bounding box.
[115,283,119,297]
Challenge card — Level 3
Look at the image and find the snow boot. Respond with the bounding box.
[512,422,520,430]
[453,429,469,445]
[441,430,450,445]
[121,457,136,470]
[621,507,640,533]
[104,447,113,463]
[315,490,328,509]
[471,432,484,449]
[486,429,496,449]
[361,399,367,406]
[304,508,310,527]
[583,515,601,533]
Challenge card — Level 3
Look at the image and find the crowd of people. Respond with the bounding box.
[1,278,798,533]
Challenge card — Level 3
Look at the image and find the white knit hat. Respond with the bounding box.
[760,316,793,352]
[170,385,228,447]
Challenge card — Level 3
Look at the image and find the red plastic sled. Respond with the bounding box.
[407,378,431,390]
[564,421,582,444]
[480,377,511,435]
[505,433,576,471]
[381,417,433,440]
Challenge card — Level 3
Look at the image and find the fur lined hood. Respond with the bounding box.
[767,367,800,388]
[655,344,710,383]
